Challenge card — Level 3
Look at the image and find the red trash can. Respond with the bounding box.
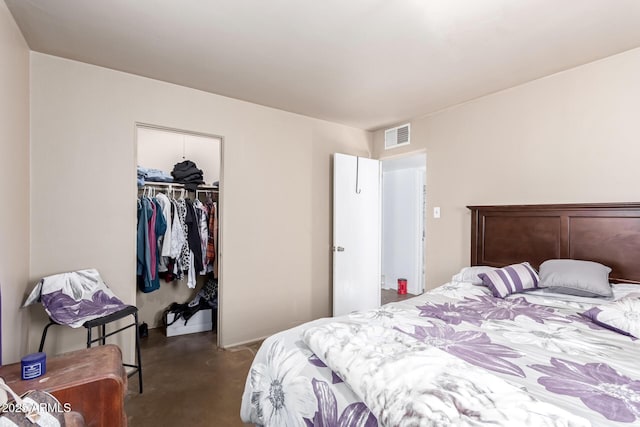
[397,278,407,295]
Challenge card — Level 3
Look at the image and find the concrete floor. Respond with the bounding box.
[125,292,412,426]
[125,329,261,426]
[381,288,416,305]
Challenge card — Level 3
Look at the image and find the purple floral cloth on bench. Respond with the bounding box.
[23,269,128,328]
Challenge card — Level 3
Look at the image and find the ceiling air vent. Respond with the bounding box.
[384,123,410,150]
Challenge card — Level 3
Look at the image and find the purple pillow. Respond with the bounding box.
[581,295,640,338]
[477,262,539,298]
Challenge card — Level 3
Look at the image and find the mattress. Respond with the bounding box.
[240,281,640,426]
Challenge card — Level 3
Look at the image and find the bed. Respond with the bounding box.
[240,203,640,426]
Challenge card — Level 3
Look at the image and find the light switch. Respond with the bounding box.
[433,207,441,218]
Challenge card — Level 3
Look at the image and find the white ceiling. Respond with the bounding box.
[6,0,640,130]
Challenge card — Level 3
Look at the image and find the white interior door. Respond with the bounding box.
[333,153,381,317]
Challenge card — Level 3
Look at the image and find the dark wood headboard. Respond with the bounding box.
[467,203,640,284]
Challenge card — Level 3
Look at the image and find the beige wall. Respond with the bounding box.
[0,1,30,364]
[29,52,371,359]
[373,47,640,291]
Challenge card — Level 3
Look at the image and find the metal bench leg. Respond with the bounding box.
[39,321,57,352]
[134,311,143,393]
[87,326,92,348]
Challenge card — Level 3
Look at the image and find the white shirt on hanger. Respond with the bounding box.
[155,193,173,257]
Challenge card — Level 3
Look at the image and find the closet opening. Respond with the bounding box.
[135,124,223,346]
[380,152,426,305]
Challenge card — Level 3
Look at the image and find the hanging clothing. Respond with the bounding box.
[193,199,209,273]
[176,198,191,275]
[136,185,219,291]
[155,193,173,257]
[169,199,186,260]
[152,197,167,273]
[187,250,197,289]
[137,196,166,293]
[136,197,153,283]
[206,202,217,269]
[185,199,204,273]
[147,200,158,279]
[212,202,219,278]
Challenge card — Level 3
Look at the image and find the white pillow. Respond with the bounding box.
[452,266,497,285]
[538,259,613,298]
[582,293,640,338]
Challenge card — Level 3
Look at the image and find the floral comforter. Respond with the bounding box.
[240,282,640,426]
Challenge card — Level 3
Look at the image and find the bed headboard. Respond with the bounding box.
[467,203,640,284]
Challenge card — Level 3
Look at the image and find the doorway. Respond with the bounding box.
[135,124,223,344]
[381,153,426,304]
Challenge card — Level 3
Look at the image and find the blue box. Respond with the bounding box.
[21,352,46,380]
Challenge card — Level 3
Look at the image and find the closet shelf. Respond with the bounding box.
[140,182,219,191]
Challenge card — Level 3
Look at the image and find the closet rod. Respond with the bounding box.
[140,182,219,192]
